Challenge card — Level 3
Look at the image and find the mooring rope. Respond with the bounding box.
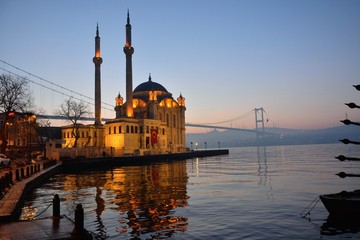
[62,214,103,239]
[62,213,75,223]
[300,196,320,219]
[35,202,53,219]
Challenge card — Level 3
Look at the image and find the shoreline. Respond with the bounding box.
[0,149,229,221]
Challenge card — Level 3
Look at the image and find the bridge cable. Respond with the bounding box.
[194,109,254,125]
[0,67,114,112]
[0,59,114,108]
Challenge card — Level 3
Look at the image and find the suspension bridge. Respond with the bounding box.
[1,60,277,136]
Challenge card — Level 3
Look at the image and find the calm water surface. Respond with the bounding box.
[22,144,360,239]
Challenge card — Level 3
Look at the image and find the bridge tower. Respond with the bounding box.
[254,107,265,139]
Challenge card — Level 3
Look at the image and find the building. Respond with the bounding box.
[0,111,38,159]
[62,12,186,157]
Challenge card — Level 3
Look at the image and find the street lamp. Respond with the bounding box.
[28,114,36,161]
[190,142,193,151]
[204,142,207,150]
[218,141,220,149]
[5,122,12,146]
[195,142,198,150]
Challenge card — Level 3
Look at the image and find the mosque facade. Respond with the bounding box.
[61,12,186,156]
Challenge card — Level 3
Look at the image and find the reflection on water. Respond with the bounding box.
[23,161,189,239]
[21,144,360,239]
[321,215,360,236]
[257,145,268,186]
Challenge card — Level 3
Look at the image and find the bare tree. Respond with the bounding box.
[0,74,33,153]
[56,97,90,147]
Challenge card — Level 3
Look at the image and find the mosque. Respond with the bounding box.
[61,12,186,156]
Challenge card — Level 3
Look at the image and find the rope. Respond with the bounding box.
[300,196,320,219]
[35,202,53,218]
[62,213,75,223]
[62,214,103,239]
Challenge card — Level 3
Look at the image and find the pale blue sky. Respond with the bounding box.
[1,0,360,130]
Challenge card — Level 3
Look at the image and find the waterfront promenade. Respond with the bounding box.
[0,149,229,239]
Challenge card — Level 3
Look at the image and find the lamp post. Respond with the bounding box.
[5,122,12,147]
[204,142,207,151]
[195,142,198,150]
[28,116,31,161]
[190,142,193,151]
[218,141,220,149]
[28,114,36,161]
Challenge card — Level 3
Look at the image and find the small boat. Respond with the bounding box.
[320,190,360,217]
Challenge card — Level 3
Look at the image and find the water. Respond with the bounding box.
[22,144,360,239]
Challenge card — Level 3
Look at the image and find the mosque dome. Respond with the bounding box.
[133,75,168,93]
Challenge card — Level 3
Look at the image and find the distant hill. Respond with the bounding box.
[186,125,360,148]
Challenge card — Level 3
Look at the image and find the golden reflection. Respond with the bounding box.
[61,161,189,237]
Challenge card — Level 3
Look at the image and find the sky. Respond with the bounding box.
[1,0,360,131]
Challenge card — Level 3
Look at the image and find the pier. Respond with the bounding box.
[61,149,230,169]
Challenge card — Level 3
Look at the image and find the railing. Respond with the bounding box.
[0,160,56,200]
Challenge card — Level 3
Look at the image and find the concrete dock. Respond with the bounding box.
[0,216,77,240]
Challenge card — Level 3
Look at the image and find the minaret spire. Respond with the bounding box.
[124,10,134,118]
[127,9,130,24]
[93,23,103,125]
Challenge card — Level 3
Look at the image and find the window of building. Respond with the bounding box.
[146,126,149,133]
[82,131,84,138]
[63,132,66,138]
[114,126,116,134]
[67,132,69,138]
[140,126,143,134]
[126,125,129,133]
[135,126,138,133]
[131,126,134,133]
[94,131,97,137]
[109,127,111,134]
[162,128,165,135]
[119,126,122,133]
[173,115,176,128]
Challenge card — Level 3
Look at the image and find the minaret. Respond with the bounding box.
[93,23,103,125]
[124,10,134,118]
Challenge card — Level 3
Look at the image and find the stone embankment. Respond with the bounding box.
[0,159,59,221]
[62,149,230,169]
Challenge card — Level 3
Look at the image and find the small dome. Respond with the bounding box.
[133,75,168,93]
